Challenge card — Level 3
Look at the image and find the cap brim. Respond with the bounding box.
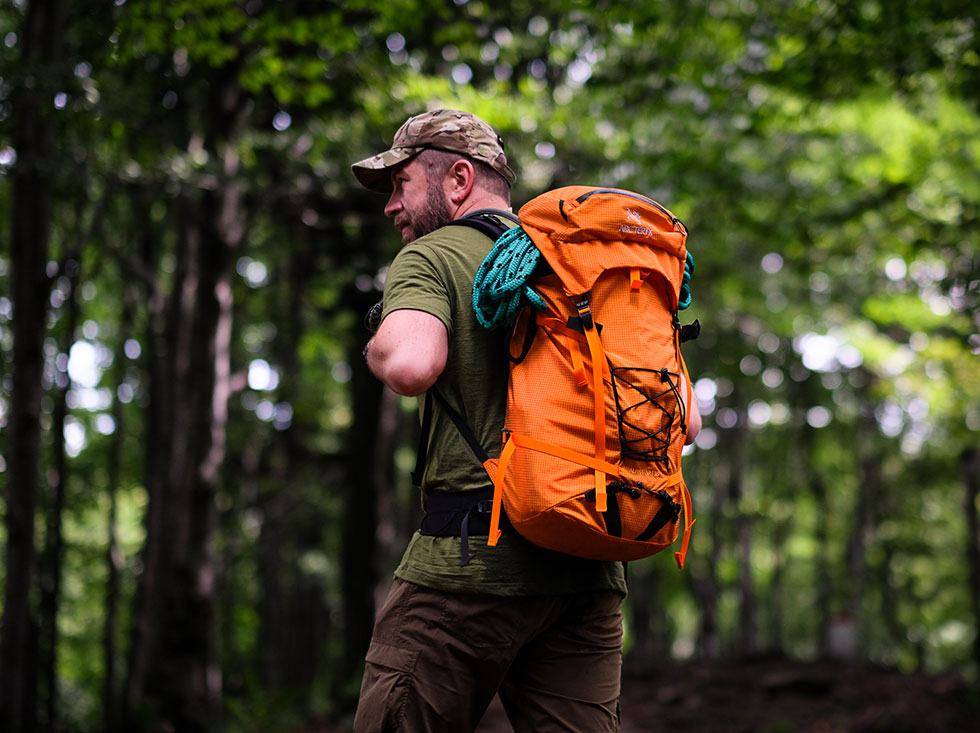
[351,147,422,193]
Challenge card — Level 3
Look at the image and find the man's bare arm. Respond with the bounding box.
[682,373,702,445]
[365,309,448,396]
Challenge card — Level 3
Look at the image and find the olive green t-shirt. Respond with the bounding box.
[382,217,627,596]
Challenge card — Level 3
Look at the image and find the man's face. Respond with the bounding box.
[383,157,453,244]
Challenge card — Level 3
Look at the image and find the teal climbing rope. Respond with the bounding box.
[678,252,695,310]
[472,226,546,330]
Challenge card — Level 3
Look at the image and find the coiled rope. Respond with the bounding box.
[472,226,546,330]
[679,252,695,310]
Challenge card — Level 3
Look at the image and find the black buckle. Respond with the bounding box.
[680,319,701,343]
[572,295,594,330]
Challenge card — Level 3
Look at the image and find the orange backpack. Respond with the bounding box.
[472,187,699,567]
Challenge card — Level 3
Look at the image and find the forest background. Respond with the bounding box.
[1,0,979,731]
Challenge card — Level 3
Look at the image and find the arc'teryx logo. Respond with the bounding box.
[621,207,656,236]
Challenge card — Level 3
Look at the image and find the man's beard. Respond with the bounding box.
[401,183,453,243]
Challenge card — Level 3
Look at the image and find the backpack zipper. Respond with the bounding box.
[578,188,681,227]
[558,188,685,233]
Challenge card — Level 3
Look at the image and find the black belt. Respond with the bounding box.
[419,487,511,566]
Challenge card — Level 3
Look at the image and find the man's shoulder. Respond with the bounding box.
[397,222,496,274]
[412,221,492,250]
[415,210,516,247]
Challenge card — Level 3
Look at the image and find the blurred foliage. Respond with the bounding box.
[1,0,978,729]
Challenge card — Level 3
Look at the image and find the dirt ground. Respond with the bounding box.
[313,658,977,732]
[478,659,976,733]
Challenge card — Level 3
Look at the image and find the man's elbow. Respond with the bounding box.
[685,407,702,445]
[365,311,448,396]
[384,371,435,396]
[377,357,441,396]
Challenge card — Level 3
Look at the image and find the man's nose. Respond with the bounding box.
[384,193,401,218]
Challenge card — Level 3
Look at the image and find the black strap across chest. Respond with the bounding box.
[410,210,520,565]
[446,209,519,240]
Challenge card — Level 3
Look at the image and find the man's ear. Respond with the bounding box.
[445,159,475,205]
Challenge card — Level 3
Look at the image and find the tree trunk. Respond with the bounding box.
[154,187,238,730]
[962,448,980,672]
[1,1,64,730]
[766,513,790,656]
[104,285,135,732]
[120,53,246,727]
[123,190,177,727]
[124,167,242,730]
[37,255,80,732]
[218,440,256,700]
[373,381,410,582]
[337,213,392,701]
[252,219,331,703]
[338,320,385,691]
[730,403,755,657]
[694,438,727,660]
[840,398,881,659]
[877,533,914,667]
[796,422,833,658]
[626,564,671,671]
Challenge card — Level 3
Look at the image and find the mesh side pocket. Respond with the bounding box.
[610,366,685,468]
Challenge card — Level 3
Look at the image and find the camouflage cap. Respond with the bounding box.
[351,109,516,193]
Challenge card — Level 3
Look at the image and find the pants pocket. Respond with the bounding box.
[353,640,419,732]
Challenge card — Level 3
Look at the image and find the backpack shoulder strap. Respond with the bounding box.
[411,387,490,487]
[446,209,519,241]
[411,211,519,486]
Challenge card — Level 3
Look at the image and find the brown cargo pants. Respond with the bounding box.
[353,579,624,732]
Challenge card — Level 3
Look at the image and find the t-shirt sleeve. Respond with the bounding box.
[381,245,454,339]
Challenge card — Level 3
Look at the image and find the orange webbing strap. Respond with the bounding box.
[537,316,566,331]
[508,433,622,476]
[674,482,696,569]
[663,469,684,488]
[679,349,694,435]
[537,316,608,386]
[630,267,643,292]
[581,313,608,512]
[569,338,588,387]
[672,306,696,570]
[487,436,517,547]
[674,316,695,435]
[487,432,623,548]
[481,458,498,484]
[565,332,611,382]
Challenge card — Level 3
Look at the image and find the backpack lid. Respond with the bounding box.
[518,186,688,301]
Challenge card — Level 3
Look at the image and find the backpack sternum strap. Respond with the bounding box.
[572,295,595,330]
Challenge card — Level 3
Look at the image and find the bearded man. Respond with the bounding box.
[351,110,627,732]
